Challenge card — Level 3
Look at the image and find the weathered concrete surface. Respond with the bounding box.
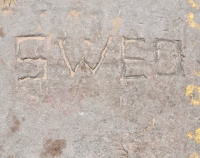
[0,0,200,157]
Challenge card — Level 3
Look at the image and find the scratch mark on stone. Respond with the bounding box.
[16,36,47,82]
[0,28,4,37]
[17,57,47,82]
[59,36,113,77]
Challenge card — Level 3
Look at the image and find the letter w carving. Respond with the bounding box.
[59,36,113,77]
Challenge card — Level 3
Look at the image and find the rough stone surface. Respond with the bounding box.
[0,0,200,157]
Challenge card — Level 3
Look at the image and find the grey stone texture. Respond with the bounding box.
[0,0,200,157]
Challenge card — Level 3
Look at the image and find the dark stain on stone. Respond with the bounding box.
[21,117,25,122]
[81,64,87,72]
[16,138,21,144]
[10,116,20,133]
[134,142,148,152]
[40,139,67,158]
[0,28,4,38]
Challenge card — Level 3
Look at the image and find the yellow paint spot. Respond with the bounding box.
[188,128,200,144]
[188,132,194,139]
[188,0,200,9]
[112,18,122,34]
[187,13,200,30]
[186,85,200,105]
[68,10,81,20]
[189,152,199,158]
[194,70,200,76]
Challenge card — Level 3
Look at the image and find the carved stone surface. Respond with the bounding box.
[0,0,200,157]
